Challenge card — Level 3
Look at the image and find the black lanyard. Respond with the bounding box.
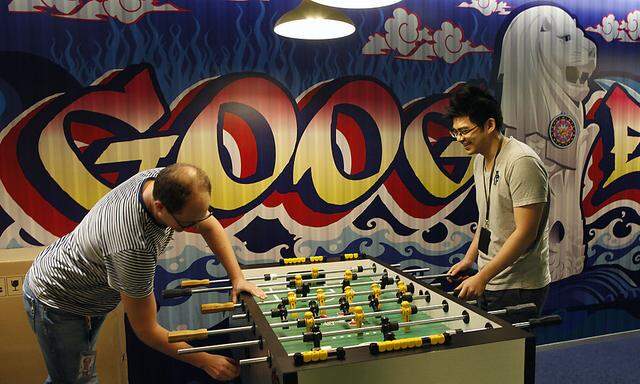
[482,137,503,226]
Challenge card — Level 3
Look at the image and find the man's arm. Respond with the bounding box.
[456,202,545,299]
[120,292,239,380]
[196,216,266,301]
[447,223,480,277]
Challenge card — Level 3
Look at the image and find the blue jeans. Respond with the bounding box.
[23,279,106,384]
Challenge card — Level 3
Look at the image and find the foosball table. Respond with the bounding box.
[164,254,549,384]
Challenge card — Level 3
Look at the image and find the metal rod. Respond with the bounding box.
[239,356,269,365]
[187,270,444,296]
[178,339,261,354]
[178,308,468,355]
[205,325,254,337]
[258,272,384,288]
[195,276,376,295]
[264,293,431,317]
[259,284,399,305]
[269,301,444,330]
[279,312,467,342]
[189,264,378,288]
[415,273,450,280]
[397,314,466,328]
[402,267,432,274]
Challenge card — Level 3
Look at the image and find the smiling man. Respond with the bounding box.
[23,163,266,383]
[446,85,551,323]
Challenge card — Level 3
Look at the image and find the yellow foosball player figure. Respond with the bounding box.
[351,306,365,335]
[294,274,303,288]
[371,283,381,299]
[401,301,412,332]
[344,286,356,305]
[303,311,315,332]
[397,281,407,296]
[288,291,298,320]
[316,288,327,317]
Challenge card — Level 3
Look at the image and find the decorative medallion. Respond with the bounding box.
[548,112,577,148]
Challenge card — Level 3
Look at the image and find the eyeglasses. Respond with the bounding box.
[167,206,215,229]
[449,125,480,138]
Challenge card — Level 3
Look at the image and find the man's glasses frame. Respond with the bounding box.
[167,206,215,229]
[449,124,481,139]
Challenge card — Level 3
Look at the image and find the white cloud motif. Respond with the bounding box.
[362,7,490,63]
[8,0,184,24]
[433,21,490,63]
[384,8,423,56]
[626,10,640,41]
[362,33,391,55]
[8,0,78,13]
[399,41,436,61]
[458,0,511,16]
[586,13,640,43]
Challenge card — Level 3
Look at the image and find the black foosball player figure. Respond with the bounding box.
[302,325,323,349]
[308,300,321,317]
[338,296,351,316]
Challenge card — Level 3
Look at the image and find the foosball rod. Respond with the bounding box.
[170,295,437,343]
[245,293,433,319]
[170,302,538,344]
[257,284,400,306]
[275,301,536,335]
[177,264,431,290]
[201,287,422,319]
[237,313,561,366]
[278,304,544,348]
[196,282,442,316]
[186,271,449,294]
[167,324,256,343]
[176,269,446,293]
[273,301,450,329]
[179,264,379,288]
[164,275,397,298]
[171,299,446,343]
[259,279,440,306]
[176,311,471,354]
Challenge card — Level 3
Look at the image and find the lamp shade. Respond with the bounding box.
[274,0,356,40]
[310,0,402,9]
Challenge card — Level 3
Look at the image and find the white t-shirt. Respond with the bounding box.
[473,136,551,290]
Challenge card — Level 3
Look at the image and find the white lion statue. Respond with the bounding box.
[498,5,597,281]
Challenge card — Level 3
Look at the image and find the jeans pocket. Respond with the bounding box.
[43,306,83,326]
[22,295,36,329]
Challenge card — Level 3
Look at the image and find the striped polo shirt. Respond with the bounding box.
[26,168,174,316]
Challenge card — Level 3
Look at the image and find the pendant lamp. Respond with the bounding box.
[274,0,356,40]
[311,0,402,9]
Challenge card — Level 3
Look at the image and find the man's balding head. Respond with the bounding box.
[153,164,211,213]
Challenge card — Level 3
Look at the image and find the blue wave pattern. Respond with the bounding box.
[585,207,640,271]
[45,1,494,105]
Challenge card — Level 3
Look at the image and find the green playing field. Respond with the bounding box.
[258,274,453,354]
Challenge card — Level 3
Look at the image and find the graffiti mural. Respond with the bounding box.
[1,0,638,340]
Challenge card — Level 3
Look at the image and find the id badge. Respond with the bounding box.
[479,226,491,255]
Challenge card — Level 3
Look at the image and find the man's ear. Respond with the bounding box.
[484,118,497,134]
[153,200,165,212]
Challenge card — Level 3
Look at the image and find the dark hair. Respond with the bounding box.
[446,85,504,134]
[152,163,211,213]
